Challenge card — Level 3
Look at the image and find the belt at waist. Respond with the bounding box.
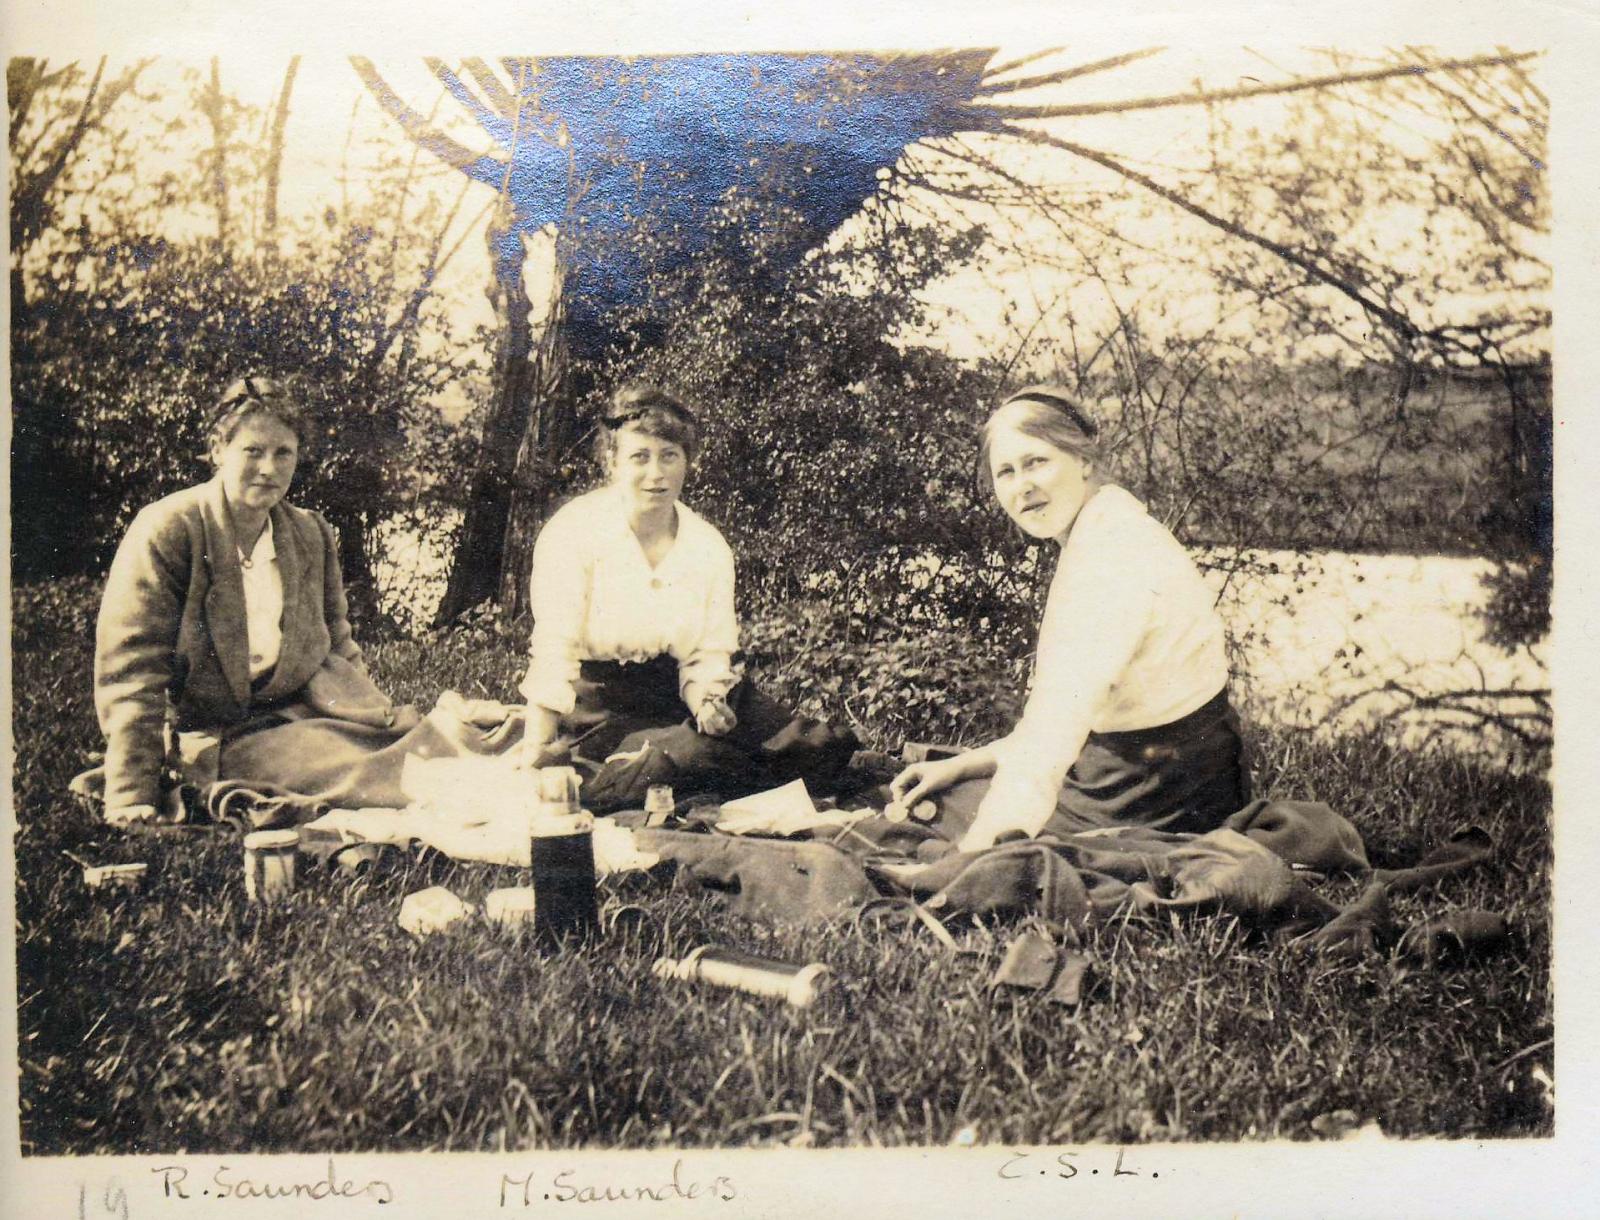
[1089,686,1234,749]
[579,655,677,682]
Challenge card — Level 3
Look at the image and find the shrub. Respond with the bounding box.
[741,599,1026,751]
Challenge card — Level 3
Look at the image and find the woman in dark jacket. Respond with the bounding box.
[94,376,421,824]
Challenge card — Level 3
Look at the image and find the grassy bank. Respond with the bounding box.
[12,580,1552,1152]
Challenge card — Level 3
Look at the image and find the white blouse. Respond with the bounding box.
[238,517,283,682]
[964,484,1231,850]
[518,486,740,717]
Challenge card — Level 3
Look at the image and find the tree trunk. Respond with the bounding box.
[1499,358,1553,558]
[433,221,539,624]
[497,279,588,620]
[262,57,300,235]
[498,440,547,621]
[332,510,383,634]
[200,58,230,251]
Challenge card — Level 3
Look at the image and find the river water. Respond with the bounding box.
[1202,548,1548,766]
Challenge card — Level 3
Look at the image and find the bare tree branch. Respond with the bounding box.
[425,57,517,148]
[7,57,47,147]
[1412,62,1545,178]
[984,47,1065,79]
[461,57,519,119]
[970,52,1537,123]
[976,48,1165,96]
[1000,123,1424,342]
[1495,45,1548,110]
[350,57,500,185]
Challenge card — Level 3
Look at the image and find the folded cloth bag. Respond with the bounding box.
[1223,798,1370,872]
[917,843,1097,932]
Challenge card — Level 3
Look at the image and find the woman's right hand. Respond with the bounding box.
[516,706,567,770]
[888,756,967,807]
[517,734,567,771]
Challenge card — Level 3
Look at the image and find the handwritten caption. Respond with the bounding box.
[500,1160,737,1206]
[76,1149,1154,1214]
[998,1148,1161,1182]
[150,1160,395,1205]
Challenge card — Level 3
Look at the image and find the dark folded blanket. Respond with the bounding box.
[637,798,1496,970]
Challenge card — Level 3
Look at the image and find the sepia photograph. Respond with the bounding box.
[4,0,1594,1213]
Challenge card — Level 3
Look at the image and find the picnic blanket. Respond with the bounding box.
[93,724,1504,986]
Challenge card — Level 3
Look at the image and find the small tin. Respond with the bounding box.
[652,945,830,1008]
[83,862,148,892]
[644,784,676,827]
[243,829,299,904]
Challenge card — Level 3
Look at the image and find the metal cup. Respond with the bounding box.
[644,784,675,827]
[244,829,299,904]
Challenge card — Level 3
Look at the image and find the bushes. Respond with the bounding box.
[742,599,1027,750]
[11,231,467,598]
[1479,557,1551,652]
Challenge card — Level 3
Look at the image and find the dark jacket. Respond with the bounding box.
[94,476,366,809]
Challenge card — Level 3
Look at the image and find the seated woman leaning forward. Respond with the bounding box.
[890,384,1251,853]
[518,381,859,808]
[94,376,479,824]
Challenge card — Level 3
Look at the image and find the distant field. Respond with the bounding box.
[1096,361,1550,557]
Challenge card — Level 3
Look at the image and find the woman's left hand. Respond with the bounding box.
[695,697,737,737]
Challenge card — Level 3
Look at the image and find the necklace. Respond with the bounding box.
[237,520,268,570]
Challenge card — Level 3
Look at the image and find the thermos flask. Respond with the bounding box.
[530,766,599,944]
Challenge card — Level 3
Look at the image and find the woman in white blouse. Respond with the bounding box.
[518,382,858,802]
[890,385,1250,852]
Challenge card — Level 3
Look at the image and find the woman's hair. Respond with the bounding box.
[207,376,312,454]
[594,381,700,470]
[978,383,1103,476]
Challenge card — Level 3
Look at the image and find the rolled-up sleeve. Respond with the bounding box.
[678,532,740,713]
[95,509,188,810]
[962,536,1156,850]
[520,507,591,715]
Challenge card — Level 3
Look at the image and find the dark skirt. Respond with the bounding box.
[561,654,859,811]
[931,687,1251,841]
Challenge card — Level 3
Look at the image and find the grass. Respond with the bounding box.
[12,578,1553,1153]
